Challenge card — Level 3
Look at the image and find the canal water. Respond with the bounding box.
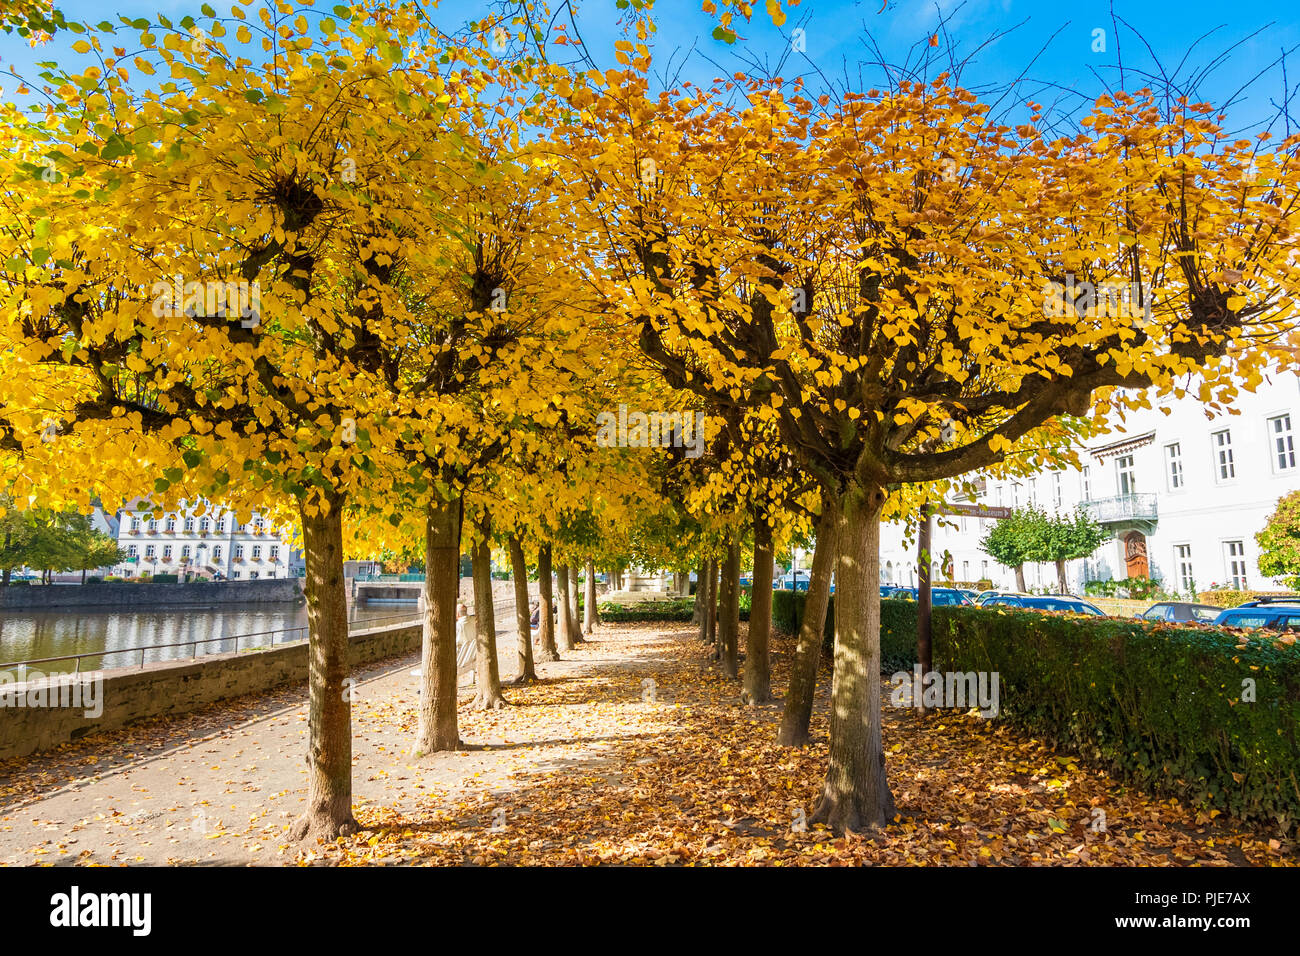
[0,603,420,675]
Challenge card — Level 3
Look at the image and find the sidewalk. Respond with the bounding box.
[0,620,625,866]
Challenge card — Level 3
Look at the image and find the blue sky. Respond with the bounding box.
[3,0,1299,129]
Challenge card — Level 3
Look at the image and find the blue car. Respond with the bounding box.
[981,594,1105,616]
[880,587,972,606]
[1212,602,1300,631]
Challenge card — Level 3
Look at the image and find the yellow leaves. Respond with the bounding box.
[236,25,252,44]
[72,40,92,54]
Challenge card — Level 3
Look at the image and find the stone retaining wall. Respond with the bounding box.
[0,577,304,610]
[0,621,419,761]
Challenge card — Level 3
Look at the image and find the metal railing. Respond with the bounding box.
[0,614,421,677]
[354,573,426,583]
[1081,493,1158,523]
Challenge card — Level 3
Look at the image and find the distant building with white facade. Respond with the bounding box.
[112,498,304,581]
[880,370,1300,596]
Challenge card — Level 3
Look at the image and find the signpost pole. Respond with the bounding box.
[917,501,933,715]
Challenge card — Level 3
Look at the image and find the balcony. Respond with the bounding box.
[1082,493,1158,534]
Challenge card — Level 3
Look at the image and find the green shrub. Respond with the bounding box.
[1197,589,1298,608]
[599,596,751,623]
[151,573,179,583]
[7,579,32,587]
[774,590,1300,826]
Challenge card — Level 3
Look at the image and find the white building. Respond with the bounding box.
[880,370,1300,596]
[112,498,304,581]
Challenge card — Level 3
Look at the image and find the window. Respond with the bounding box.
[1081,466,1091,501]
[252,545,262,560]
[232,570,241,579]
[234,544,245,559]
[148,518,158,533]
[1165,443,1184,490]
[1029,477,1038,505]
[200,516,210,532]
[130,516,140,533]
[1213,429,1235,481]
[184,517,194,533]
[1174,543,1194,594]
[181,545,191,560]
[249,571,260,580]
[162,545,173,560]
[127,545,138,558]
[995,485,1004,506]
[981,560,989,578]
[1116,455,1136,496]
[217,517,226,533]
[961,560,969,579]
[1269,414,1295,471]
[1052,472,1063,509]
[165,515,176,532]
[144,545,155,559]
[253,518,264,535]
[1224,540,1247,589]
[212,545,222,561]
[1011,483,1021,507]
[269,546,280,562]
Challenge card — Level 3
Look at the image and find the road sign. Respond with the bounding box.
[935,503,1013,520]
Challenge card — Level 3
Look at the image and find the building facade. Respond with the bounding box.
[112,499,304,581]
[880,371,1300,596]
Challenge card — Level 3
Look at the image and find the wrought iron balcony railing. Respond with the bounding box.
[1082,493,1158,524]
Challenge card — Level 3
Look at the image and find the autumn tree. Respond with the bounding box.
[561,61,1300,832]
[1256,490,1300,590]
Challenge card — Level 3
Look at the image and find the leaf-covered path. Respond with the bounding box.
[0,622,1293,866]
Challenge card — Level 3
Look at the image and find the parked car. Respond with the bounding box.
[975,590,1023,606]
[1211,600,1300,631]
[881,587,972,606]
[1233,595,1300,609]
[1139,601,1222,624]
[981,594,1106,616]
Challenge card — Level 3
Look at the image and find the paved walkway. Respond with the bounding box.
[0,621,626,866]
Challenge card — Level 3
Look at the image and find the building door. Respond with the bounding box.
[1124,532,1149,578]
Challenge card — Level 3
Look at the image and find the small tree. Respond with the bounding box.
[1257,491,1300,589]
[1024,508,1109,594]
[979,509,1038,591]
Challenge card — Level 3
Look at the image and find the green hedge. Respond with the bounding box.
[598,597,750,623]
[772,589,1300,826]
[1197,589,1298,608]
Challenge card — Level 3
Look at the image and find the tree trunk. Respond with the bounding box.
[584,557,597,634]
[777,499,839,746]
[568,566,584,644]
[809,479,897,834]
[288,494,357,842]
[1055,558,1068,594]
[556,564,575,652]
[719,542,740,679]
[416,495,462,754]
[1014,564,1027,591]
[536,545,559,661]
[470,528,507,709]
[508,534,538,684]
[705,558,718,645]
[743,511,774,705]
[81,567,86,584]
[692,564,706,630]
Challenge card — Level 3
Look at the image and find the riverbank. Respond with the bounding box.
[0,577,304,610]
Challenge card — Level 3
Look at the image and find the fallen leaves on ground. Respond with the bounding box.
[304,624,1297,867]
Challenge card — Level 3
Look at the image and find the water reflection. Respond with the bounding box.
[0,603,418,674]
